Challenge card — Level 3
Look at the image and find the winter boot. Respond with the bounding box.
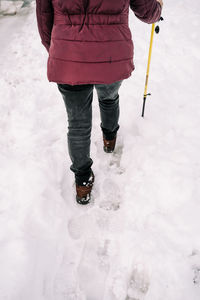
[103,136,116,153]
[76,171,95,205]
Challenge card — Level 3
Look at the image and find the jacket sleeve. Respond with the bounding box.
[130,0,162,24]
[36,0,54,52]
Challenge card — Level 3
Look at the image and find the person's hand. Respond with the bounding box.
[156,0,163,8]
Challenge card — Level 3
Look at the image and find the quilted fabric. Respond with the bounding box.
[36,0,161,85]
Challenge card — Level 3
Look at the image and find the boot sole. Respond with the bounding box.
[76,195,91,205]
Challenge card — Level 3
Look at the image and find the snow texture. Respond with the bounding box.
[0,1,200,299]
[0,1,23,15]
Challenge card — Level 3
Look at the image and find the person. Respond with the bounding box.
[36,0,163,205]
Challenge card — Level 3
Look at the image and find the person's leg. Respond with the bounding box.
[94,80,123,141]
[57,83,94,185]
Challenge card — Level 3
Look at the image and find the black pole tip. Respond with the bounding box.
[155,25,160,34]
[141,96,146,118]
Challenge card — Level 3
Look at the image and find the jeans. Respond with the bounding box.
[57,80,123,185]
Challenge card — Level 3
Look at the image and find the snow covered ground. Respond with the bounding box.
[0,1,200,299]
[0,1,24,15]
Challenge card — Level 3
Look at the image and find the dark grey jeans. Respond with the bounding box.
[57,80,123,185]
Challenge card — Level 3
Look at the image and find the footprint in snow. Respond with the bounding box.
[109,135,125,173]
[77,238,110,300]
[189,249,200,286]
[68,211,96,240]
[125,264,150,300]
[193,266,200,285]
[99,178,121,211]
[53,253,85,300]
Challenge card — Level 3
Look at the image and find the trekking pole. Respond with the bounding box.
[141,17,164,117]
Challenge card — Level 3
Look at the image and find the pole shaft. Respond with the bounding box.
[144,23,155,97]
[142,23,155,117]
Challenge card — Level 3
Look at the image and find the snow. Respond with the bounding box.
[0,1,23,15]
[0,0,200,299]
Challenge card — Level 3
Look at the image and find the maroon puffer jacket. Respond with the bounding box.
[36,0,161,85]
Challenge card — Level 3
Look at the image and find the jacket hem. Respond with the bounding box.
[48,69,134,85]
